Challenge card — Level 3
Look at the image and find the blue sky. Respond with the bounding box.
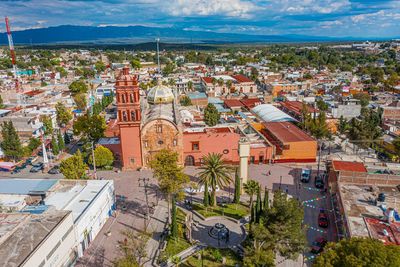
[1,0,400,37]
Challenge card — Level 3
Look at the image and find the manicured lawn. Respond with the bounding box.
[181,248,242,267]
[192,202,249,220]
[163,209,191,259]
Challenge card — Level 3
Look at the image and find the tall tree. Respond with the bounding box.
[69,80,88,94]
[203,103,220,127]
[314,237,400,267]
[51,135,59,155]
[255,187,262,223]
[60,150,88,179]
[88,145,114,168]
[198,153,232,207]
[149,149,189,222]
[203,180,210,207]
[337,116,348,135]
[233,167,241,204]
[171,195,178,238]
[40,115,54,136]
[0,95,5,108]
[263,187,269,212]
[243,180,260,210]
[73,113,107,142]
[113,230,148,267]
[243,224,275,267]
[55,102,72,127]
[73,93,87,110]
[57,132,65,151]
[0,121,23,161]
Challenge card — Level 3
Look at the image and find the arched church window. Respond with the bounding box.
[121,94,126,103]
[130,111,136,121]
[130,94,134,103]
[123,111,127,121]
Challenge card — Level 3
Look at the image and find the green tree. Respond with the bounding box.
[0,121,23,161]
[28,137,41,152]
[316,99,328,111]
[233,167,241,204]
[69,80,88,94]
[51,136,59,155]
[40,115,53,136]
[149,149,189,222]
[244,180,259,210]
[113,230,148,267]
[73,113,106,142]
[263,187,269,212]
[73,93,87,110]
[95,61,106,73]
[55,66,67,78]
[314,237,400,267]
[353,92,371,107]
[163,62,175,75]
[393,137,400,160]
[244,224,275,267]
[60,150,88,179]
[187,80,193,91]
[203,180,210,207]
[198,153,232,207]
[0,95,5,108]
[130,59,142,69]
[337,116,348,135]
[57,132,65,151]
[204,103,220,127]
[55,102,72,127]
[255,187,262,223]
[180,96,192,106]
[309,112,330,139]
[171,195,178,238]
[88,145,114,168]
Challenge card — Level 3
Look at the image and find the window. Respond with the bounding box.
[158,140,164,145]
[130,111,136,121]
[47,240,61,260]
[121,94,126,103]
[122,111,127,121]
[173,139,177,146]
[130,158,135,164]
[130,94,134,103]
[144,141,148,148]
[156,125,162,133]
[192,142,199,151]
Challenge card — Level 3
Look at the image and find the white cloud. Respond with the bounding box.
[275,0,350,14]
[165,0,257,18]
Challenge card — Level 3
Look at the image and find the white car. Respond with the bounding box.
[184,185,220,194]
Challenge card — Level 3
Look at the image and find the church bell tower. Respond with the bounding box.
[116,67,142,169]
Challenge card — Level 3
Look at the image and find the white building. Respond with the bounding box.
[0,178,115,266]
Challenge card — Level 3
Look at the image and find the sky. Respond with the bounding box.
[1,0,400,38]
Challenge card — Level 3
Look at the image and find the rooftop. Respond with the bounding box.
[0,211,70,267]
[252,104,296,123]
[263,121,315,143]
[332,160,367,173]
[0,179,58,195]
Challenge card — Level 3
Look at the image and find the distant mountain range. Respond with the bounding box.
[0,25,390,45]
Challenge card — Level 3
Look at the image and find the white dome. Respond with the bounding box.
[147,84,175,104]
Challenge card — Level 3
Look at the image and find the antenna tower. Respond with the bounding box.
[5,17,21,93]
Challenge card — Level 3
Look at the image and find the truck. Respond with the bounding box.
[300,168,312,183]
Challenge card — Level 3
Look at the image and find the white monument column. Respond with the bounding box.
[238,138,250,185]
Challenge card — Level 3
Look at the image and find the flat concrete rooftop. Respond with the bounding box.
[339,183,400,238]
[0,211,70,267]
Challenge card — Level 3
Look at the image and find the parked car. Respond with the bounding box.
[48,165,60,174]
[300,169,312,183]
[318,209,329,228]
[311,237,327,254]
[315,175,325,189]
[30,162,44,173]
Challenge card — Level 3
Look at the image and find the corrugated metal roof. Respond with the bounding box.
[0,179,58,195]
[252,104,296,122]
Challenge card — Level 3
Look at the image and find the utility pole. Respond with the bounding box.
[156,38,160,73]
[89,92,97,179]
[138,177,150,231]
[317,140,322,177]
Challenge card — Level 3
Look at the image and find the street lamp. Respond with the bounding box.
[138,177,150,231]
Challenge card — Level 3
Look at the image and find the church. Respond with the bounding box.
[102,67,275,170]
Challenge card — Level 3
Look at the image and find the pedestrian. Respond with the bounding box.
[285,185,289,194]
[268,170,271,176]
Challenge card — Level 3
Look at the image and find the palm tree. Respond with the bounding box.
[243,180,260,209]
[198,153,232,207]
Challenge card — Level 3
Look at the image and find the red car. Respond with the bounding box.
[318,210,329,228]
[311,237,327,254]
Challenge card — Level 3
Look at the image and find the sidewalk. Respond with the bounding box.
[144,200,169,267]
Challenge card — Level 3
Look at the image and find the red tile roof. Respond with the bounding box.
[224,99,244,108]
[202,77,213,84]
[240,98,262,109]
[365,217,400,245]
[280,101,318,115]
[332,160,367,173]
[262,122,315,143]
[232,74,253,83]
[23,90,44,97]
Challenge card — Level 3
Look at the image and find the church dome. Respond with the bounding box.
[147,83,175,104]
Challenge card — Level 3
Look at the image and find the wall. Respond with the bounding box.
[141,119,183,167]
[275,140,317,162]
[183,129,240,166]
[248,145,274,164]
[23,212,77,267]
[72,181,115,257]
[119,124,142,170]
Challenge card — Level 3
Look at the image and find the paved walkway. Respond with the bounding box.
[144,200,169,267]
